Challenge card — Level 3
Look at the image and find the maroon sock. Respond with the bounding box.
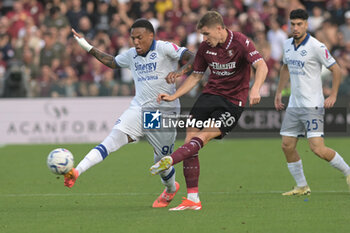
[170,137,204,165]
[183,155,200,191]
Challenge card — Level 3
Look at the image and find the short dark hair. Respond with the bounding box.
[131,19,155,34]
[290,9,309,20]
[197,11,225,30]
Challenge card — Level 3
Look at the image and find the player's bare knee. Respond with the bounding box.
[281,142,295,153]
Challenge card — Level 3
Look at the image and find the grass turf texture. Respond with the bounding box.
[0,138,349,233]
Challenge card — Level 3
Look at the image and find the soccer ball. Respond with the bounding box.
[47,148,74,175]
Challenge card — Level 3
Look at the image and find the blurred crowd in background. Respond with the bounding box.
[0,0,349,98]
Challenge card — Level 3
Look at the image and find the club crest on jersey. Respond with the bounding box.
[150,52,157,60]
[300,50,307,56]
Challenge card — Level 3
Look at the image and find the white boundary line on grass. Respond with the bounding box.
[0,190,349,197]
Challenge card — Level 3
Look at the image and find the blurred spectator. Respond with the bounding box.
[327,0,347,25]
[267,18,287,61]
[6,1,31,38]
[66,0,87,30]
[43,6,70,30]
[23,0,45,26]
[37,65,56,97]
[308,6,325,33]
[339,11,350,42]
[63,66,79,97]
[0,32,15,62]
[92,0,115,32]
[39,31,64,68]
[99,69,115,96]
[0,0,349,99]
[77,16,95,40]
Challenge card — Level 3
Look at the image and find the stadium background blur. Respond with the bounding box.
[0,0,349,99]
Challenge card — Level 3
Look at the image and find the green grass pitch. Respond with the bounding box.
[0,138,349,233]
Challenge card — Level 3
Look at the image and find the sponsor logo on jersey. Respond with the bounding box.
[285,58,305,68]
[209,62,236,70]
[227,50,233,57]
[249,50,259,57]
[245,39,250,46]
[135,62,157,74]
[206,50,217,56]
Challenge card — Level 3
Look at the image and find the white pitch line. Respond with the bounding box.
[0,190,348,197]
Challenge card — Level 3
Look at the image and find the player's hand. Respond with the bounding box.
[324,95,336,108]
[249,88,261,106]
[165,71,181,84]
[157,93,176,103]
[274,93,285,111]
[72,29,93,52]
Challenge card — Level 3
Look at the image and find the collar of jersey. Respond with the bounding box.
[292,33,310,51]
[219,29,233,49]
[137,40,156,57]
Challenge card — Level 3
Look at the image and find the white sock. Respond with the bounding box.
[160,166,176,193]
[76,129,129,175]
[287,160,308,187]
[187,192,200,203]
[76,148,103,175]
[329,152,350,176]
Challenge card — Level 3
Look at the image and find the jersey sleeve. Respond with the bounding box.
[315,43,336,68]
[161,41,188,61]
[193,43,208,73]
[243,37,263,64]
[114,49,133,68]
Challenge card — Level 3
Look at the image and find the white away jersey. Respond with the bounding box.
[115,40,187,109]
[282,34,336,108]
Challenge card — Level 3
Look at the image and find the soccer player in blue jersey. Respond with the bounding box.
[65,19,195,208]
[274,9,350,195]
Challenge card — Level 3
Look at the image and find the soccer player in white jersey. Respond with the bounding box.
[64,19,195,208]
[275,9,350,195]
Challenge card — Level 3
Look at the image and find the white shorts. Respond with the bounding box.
[280,107,324,138]
[113,104,179,158]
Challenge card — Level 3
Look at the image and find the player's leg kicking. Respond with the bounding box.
[64,128,131,187]
[64,106,141,188]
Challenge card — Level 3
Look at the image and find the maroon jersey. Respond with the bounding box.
[193,29,263,106]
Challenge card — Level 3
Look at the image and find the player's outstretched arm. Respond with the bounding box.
[324,63,341,108]
[157,72,203,103]
[249,59,268,106]
[72,29,119,69]
[165,50,195,84]
[274,64,290,111]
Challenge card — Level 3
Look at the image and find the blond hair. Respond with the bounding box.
[197,11,225,30]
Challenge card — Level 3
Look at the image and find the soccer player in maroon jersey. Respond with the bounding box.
[150,11,268,211]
